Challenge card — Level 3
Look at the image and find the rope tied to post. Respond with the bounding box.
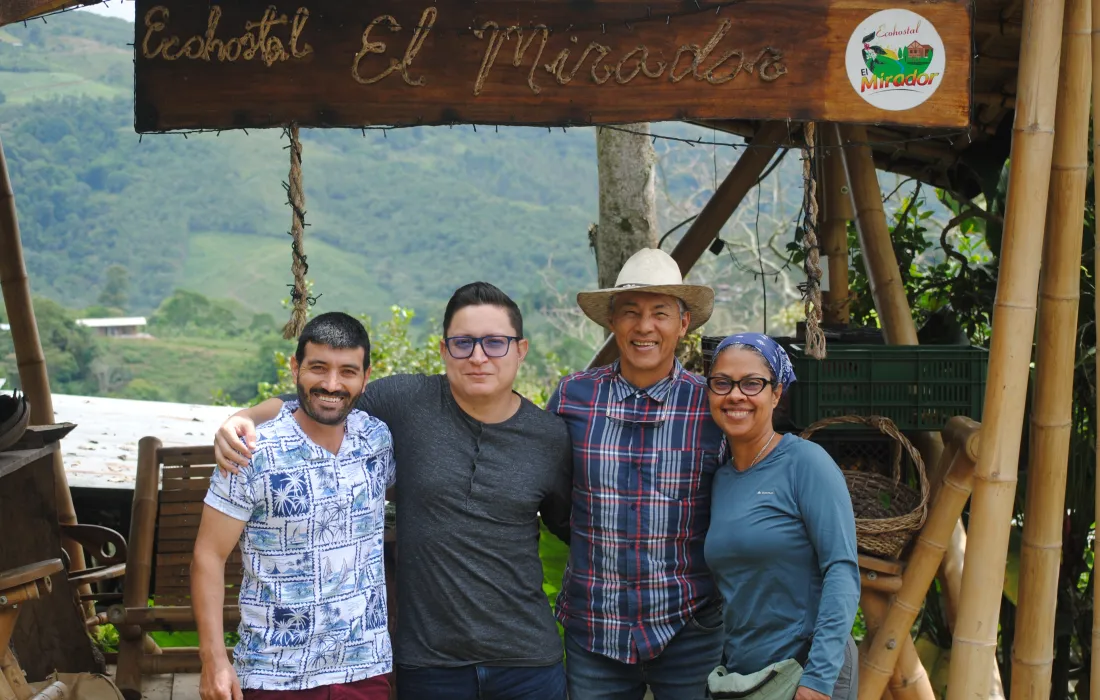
[800,122,826,359]
[281,124,317,339]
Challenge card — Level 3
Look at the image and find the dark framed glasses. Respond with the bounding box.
[706,376,775,397]
[444,335,520,359]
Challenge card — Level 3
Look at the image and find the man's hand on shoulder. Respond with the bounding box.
[214,414,258,477]
[214,398,286,476]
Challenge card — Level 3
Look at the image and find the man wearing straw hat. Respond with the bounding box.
[547,247,726,699]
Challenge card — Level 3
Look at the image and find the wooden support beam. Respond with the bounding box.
[586,120,789,369]
[0,136,92,612]
[859,591,930,700]
[860,418,980,700]
[1011,0,1091,694]
[946,0,1065,694]
[1093,0,1100,692]
[837,123,918,346]
[0,0,93,26]
[820,125,851,326]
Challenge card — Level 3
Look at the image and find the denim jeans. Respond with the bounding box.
[564,599,725,700]
[394,661,567,700]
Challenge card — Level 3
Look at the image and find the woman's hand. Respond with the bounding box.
[795,686,830,700]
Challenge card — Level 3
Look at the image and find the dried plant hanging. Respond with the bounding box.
[281,124,316,339]
[800,122,826,359]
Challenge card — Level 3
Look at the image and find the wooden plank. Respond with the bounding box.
[160,502,206,516]
[859,553,904,576]
[157,526,200,541]
[160,479,210,492]
[158,446,216,466]
[156,565,243,581]
[133,0,972,132]
[159,514,203,528]
[160,489,209,504]
[137,674,174,700]
[173,673,201,700]
[162,466,216,479]
[0,444,57,480]
[0,0,84,26]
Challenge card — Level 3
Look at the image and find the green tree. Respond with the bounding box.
[98,264,130,311]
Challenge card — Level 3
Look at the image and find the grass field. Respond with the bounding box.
[0,70,127,103]
[102,335,271,405]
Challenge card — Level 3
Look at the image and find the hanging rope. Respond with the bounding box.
[281,124,315,339]
[800,122,826,359]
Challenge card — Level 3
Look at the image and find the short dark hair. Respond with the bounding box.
[443,282,524,338]
[295,312,371,369]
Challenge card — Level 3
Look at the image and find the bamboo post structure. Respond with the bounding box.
[860,417,980,700]
[820,125,851,326]
[836,124,917,346]
[114,437,161,699]
[1091,0,1100,691]
[0,137,89,589]
[586,120,789,369]
[946,0,1066,695]
[1011,0,1091,694]
[859,591,932,700]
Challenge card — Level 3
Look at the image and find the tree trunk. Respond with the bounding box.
[594,124,659,290]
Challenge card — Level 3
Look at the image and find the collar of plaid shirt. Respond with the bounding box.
[550,359,726,663]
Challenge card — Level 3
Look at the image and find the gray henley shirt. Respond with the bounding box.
[283,372,572,668]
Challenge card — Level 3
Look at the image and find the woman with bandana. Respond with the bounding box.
[702,333,861,700]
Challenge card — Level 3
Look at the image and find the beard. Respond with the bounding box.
[296,382,355,426]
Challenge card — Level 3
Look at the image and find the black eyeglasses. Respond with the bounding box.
[444,335,520,359]
[706,376,775,396]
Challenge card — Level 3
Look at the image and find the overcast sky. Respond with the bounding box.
[79,1,134,22]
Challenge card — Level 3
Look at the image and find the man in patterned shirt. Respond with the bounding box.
[193,312,395,700]
[548,248,726,699]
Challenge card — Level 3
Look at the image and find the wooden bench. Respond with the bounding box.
[109,438,241,700]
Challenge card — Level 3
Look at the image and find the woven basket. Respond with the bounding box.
[799,415,930,559]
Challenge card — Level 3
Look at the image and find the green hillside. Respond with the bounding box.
[0,12,599,324]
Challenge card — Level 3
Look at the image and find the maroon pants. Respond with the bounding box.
[243,675,391,700]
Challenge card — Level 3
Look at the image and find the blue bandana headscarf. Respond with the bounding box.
[713,332,797,388]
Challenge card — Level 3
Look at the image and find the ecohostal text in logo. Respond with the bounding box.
[845,8,946,111]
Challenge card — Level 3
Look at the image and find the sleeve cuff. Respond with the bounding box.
[799,675,836,696]
[203,492,252,523]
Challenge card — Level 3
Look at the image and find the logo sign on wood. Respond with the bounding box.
[132,0,971,133]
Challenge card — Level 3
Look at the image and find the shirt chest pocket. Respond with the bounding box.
[652,449,714,501]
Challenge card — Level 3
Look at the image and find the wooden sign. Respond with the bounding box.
[132,0,972,132]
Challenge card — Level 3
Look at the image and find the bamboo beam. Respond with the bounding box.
[1091,0,1100,692]
[114,437,162,699]
[0,138,89,594]
[837,123,919,345]
[820,126,851,326]
[1011,0,1091,695]
[860,418,980,700]
[586,120,789,369]
[859,591,928,700]
[946,0,1066,694]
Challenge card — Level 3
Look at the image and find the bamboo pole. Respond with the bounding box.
[1091,0,1100,691]
[587,120,789,368]
[860,591,932,700]
[860,418,980,700]
[946,0,1066,694]
[1012,0,1091,694]
[820,125,851,326]
[836,124,918,347]
[0,137,89,592]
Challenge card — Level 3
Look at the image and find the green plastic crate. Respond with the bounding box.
[785,344,989,431]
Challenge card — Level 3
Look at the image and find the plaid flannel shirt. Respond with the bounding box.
[547,360,725,663]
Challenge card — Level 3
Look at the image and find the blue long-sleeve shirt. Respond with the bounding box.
[703,434,860,695]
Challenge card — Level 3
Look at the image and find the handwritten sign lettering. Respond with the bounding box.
[133,0,971,132]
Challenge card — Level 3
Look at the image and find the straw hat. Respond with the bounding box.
[577,248,714,331]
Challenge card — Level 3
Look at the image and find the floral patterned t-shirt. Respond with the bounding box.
[204,400,395,690]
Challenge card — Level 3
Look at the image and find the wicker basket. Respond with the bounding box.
[799,415,930,559]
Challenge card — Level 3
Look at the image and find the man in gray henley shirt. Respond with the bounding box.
[214,283,572,700]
